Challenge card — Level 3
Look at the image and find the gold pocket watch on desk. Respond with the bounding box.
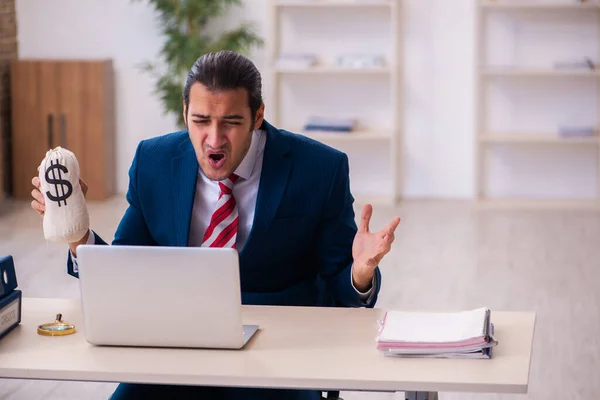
[37,314,76,336]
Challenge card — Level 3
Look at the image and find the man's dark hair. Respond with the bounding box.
[183,50,263,122]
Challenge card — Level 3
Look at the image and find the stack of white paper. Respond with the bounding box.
[376,307,498,359]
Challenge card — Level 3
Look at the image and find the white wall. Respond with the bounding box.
[16,0,594,199]
[403,0,475,197]
[16,0,180,193]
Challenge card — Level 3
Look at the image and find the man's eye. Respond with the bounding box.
[224,121,240,125]
[193,120,209,125]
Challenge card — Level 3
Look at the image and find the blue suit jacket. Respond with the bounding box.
[68,120,381,308]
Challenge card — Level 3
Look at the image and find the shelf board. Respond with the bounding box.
[477,198,600,210]
[480,1,600,10]
[479,134,600,144]
[275,0,392,8]
[481,68,600,77]
[295,129,393,142]
[275,66,391,75]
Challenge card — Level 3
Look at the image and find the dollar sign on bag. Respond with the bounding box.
[45,159,73,207]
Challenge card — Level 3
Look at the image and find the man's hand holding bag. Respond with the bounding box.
[35,147,90,244]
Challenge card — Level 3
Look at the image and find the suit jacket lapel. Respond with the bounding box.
[171,139,198,247]
[242,121,292,253]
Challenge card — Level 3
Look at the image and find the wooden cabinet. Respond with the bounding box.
[10,59,115,200]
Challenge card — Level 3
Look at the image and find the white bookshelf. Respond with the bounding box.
[274,66,392,75]
[294,129,393,141]
[275,0,392,8]
[476,0,600,209]
[477,198,600,209]
[480,2,599,10]
[482,68,600,77]
[268,0,403,205]
[479,133,600,144]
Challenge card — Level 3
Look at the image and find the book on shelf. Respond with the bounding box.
[376,307,498,359]
[557,126,597,138]
[553,57,596,71]
[276,53,318,70]
[303,116,356,132]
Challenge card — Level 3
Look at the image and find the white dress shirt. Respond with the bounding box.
[187,129,266,249]
[73,129,374,302]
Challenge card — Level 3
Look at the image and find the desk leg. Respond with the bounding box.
[404,391,438,400]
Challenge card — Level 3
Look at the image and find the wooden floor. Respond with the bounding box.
[0,197,599,400]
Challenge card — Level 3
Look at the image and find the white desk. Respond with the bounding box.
[0,298,535,398]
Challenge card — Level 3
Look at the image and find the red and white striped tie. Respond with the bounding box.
[201,174,240,248]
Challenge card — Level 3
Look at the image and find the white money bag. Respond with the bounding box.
[38,147,90,243]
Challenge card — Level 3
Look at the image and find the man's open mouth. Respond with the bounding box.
[207,152,226,169]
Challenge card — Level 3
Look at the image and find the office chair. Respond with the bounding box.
[316,276,344,400]
[321,392,342,399]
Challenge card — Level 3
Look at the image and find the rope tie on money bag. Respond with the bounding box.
[38,147,90,243]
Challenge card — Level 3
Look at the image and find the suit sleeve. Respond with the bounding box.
[315,153,381,308]
[66,141,157,278]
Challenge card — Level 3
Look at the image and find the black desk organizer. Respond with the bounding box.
[0,256,22,339]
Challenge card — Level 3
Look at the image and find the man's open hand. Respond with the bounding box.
[351,204,401,292]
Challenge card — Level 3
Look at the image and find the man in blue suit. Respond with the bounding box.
[31,50,401,399]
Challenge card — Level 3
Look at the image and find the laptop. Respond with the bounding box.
[75,245,259,349]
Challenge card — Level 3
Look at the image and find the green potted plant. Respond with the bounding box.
[137,0,264,127]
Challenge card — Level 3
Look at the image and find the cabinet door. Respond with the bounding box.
[10,61,60,199]
[57,61,86,175]
[57,60,114,200]
[81,61,114,200]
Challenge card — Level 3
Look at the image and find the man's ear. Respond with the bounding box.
[182,101,187,126]
[253,103,265,131]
